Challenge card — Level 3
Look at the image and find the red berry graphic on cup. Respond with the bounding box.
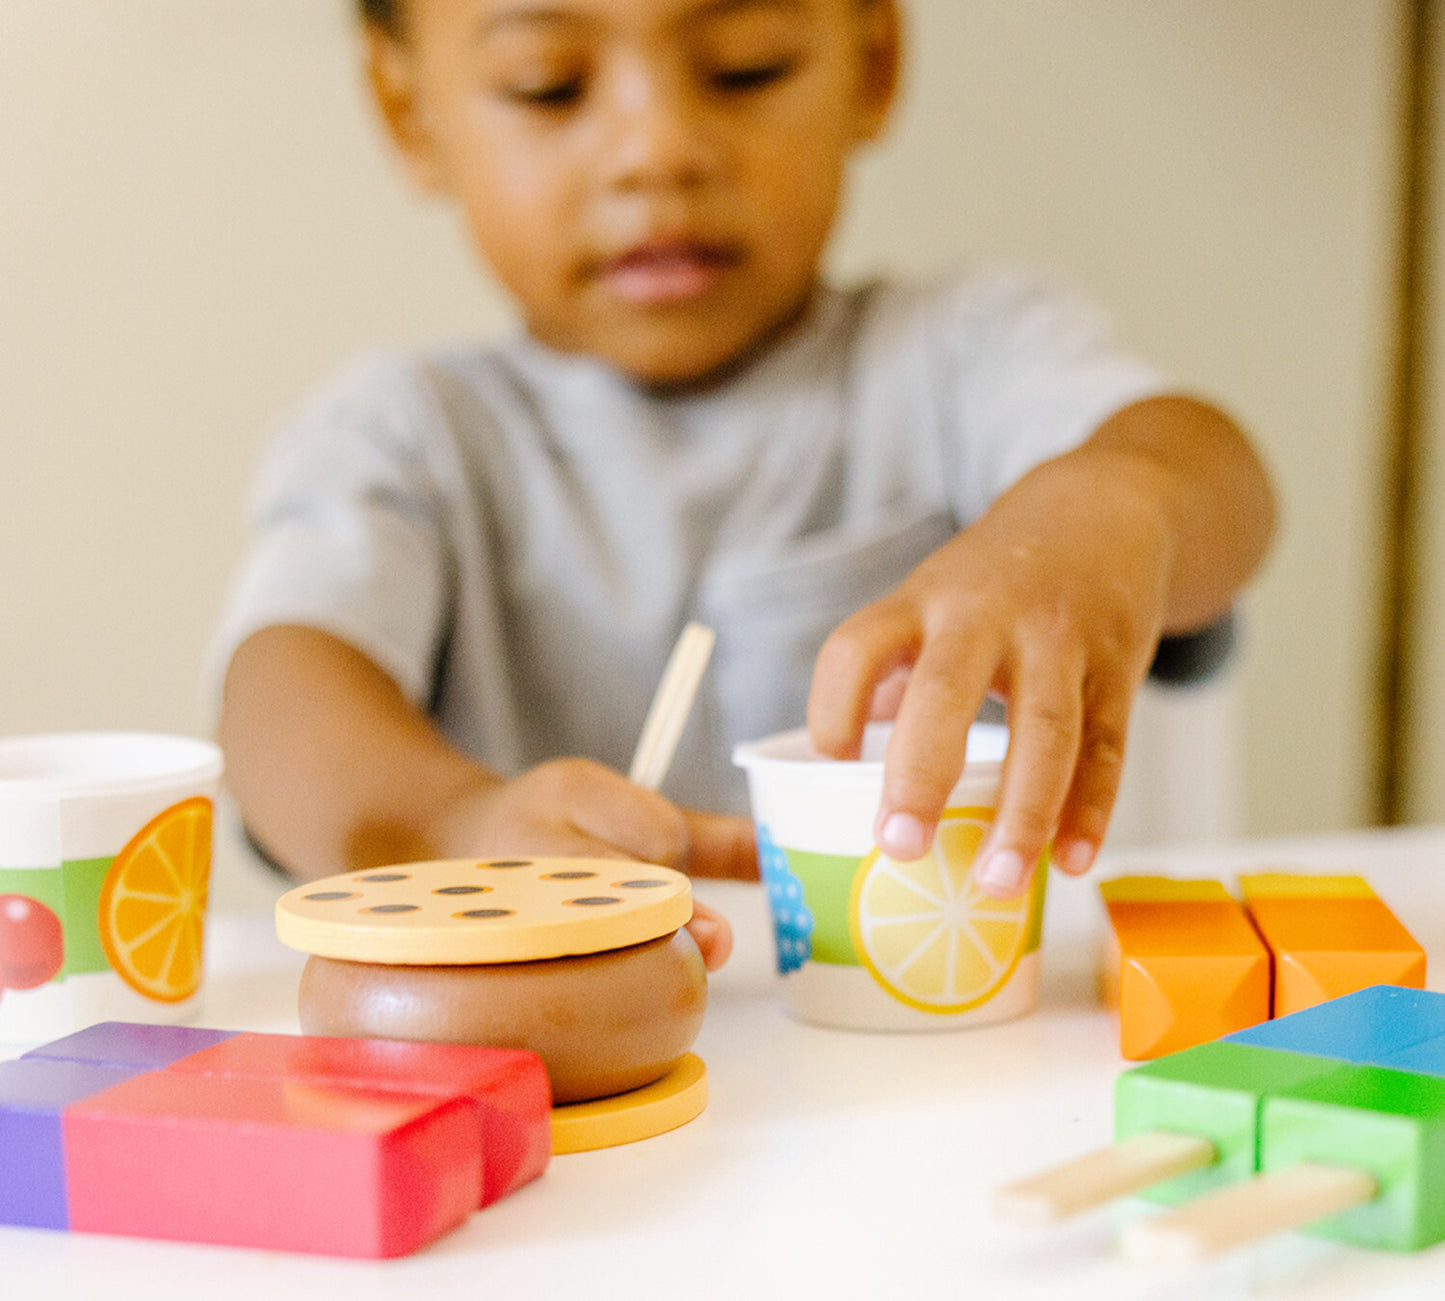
[0,894,65,991]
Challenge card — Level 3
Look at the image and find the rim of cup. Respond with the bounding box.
[0,732,223,799]
[733,720,1008,785]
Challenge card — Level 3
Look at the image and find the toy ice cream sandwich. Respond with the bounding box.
[275,857,708,1152]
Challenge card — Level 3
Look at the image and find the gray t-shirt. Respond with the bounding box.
[210,270,1166,814]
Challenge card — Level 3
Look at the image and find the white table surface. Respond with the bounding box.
[7,822,1445,1300]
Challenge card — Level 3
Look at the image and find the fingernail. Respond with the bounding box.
[1057,838,1096,876]
[879,812,929,860]
[688,915,719,947]
[977,849,1028,895]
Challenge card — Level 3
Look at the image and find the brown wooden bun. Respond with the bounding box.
[298,928,707,1104]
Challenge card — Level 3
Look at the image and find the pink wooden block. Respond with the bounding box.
[65,1070,479,1258]
[168,1032,551,1207]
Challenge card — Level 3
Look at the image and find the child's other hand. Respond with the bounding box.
[806,398,1273,900]
[432,758,755,969]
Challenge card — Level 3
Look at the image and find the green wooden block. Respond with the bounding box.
[1115,1040,1346,1205]
[1262,1065,1445,1251]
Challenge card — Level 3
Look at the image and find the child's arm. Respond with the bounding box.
[218,624,751,968]
[806,395,1275,896]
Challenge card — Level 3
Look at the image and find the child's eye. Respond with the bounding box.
[709,58,797,94]
[502,79,585,109]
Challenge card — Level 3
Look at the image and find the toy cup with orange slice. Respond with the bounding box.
[734,720,1048,1031]
[276,857,709,1152]
[0,733,222,1044]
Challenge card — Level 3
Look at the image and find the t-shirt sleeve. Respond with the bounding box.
[205,355,452,718]
[929,267,1171,524]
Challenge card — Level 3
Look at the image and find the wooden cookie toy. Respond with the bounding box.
[275,857,709,1144]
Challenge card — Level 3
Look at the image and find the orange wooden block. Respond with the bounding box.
[1239,873,1426,1017]
[1100,877,1271,1061]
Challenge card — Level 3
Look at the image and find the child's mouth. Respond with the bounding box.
[601,242,737,306]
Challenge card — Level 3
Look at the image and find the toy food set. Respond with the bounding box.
[998,985,1445,1260]
[0,732,222,1043]
[0,1020,550,1257]
[276,857,709,1152]
[1101,873,1425,1059]
[734,721,1047,1031]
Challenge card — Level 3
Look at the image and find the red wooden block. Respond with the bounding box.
[64,1071,479,1258]
[167,1033,550,1207]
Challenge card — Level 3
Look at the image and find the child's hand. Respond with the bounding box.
[806,398,1273,898]
[432,758,754,969]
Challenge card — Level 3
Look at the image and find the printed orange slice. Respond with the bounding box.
[98,796,212,1002]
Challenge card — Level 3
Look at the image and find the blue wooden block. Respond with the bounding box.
[1380,1035,1445,1077]
[22,1022,238,1070]
[0,1058,142,1229]
[1225,986,1445,1066]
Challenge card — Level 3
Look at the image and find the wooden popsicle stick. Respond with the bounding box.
[629,622,716,791]
[994,1131,1216,1226]
[1122,1162,1378,1263]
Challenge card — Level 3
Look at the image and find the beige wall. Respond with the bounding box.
[0,1,1408,840]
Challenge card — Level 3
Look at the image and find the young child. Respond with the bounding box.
[212,0,1274,971]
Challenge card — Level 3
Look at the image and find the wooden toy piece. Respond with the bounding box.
[64,1070,480,1258]
[629,621,715,790]
[1226,983,1445,1065]
[0,1058,141,1229]
[300,929,706,1104]
[23,1020,239,1069]
[1,1021,553,1256]
[275,857,694,965]
[1122,1161,1377,1263]
[1238,873,1426,1017]
[164,1032,551,1208]
[998,986,1445,1257]
[278,856,709,1120]
[552,1053,708,1154]
[1099,876,1271,1060]
[1127,1061,1445,1260]
[993,1131,1215,1225]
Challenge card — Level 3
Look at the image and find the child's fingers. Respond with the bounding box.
[680,810,759,880]
[808,600,920,758]
[973,646,1088,898]
[686,900,734,972]
[873,631,999,861]
[1051,679,1136,878]
[527,759,689,867]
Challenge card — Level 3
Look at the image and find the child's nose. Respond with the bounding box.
[598,59,720,193]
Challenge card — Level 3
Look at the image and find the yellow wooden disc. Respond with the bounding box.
[275,857,692,964]
[550,1054,708,1154]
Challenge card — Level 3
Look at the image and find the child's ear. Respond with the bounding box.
[364,26,449,194]
[854,0,902,143]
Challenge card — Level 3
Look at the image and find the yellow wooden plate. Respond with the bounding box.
[551,1054,708,1154]
[275,857,692,964]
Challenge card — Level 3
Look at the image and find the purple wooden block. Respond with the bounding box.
[0,1058,142,1229]
[22,1022,239,1070]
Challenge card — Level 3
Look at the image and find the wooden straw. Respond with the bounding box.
[1122,1162,1377,1263]
[629,623,716,791]
[994,1132,1217,1226]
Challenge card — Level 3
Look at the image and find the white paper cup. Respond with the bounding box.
[734,721,1047,1031]
[0,732,223,1044]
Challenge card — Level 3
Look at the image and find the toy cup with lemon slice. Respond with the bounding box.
[276,857,709,1152]
[0,732,222,1044]
[734,721,1047,1031]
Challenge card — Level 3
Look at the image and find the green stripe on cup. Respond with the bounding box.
[782,849,862,966]
[62,856,114,975]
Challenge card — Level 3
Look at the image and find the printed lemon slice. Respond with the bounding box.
[98,796,212,1003]
[849,807,1036,1014]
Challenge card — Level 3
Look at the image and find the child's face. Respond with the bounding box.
[369,0,899,386]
